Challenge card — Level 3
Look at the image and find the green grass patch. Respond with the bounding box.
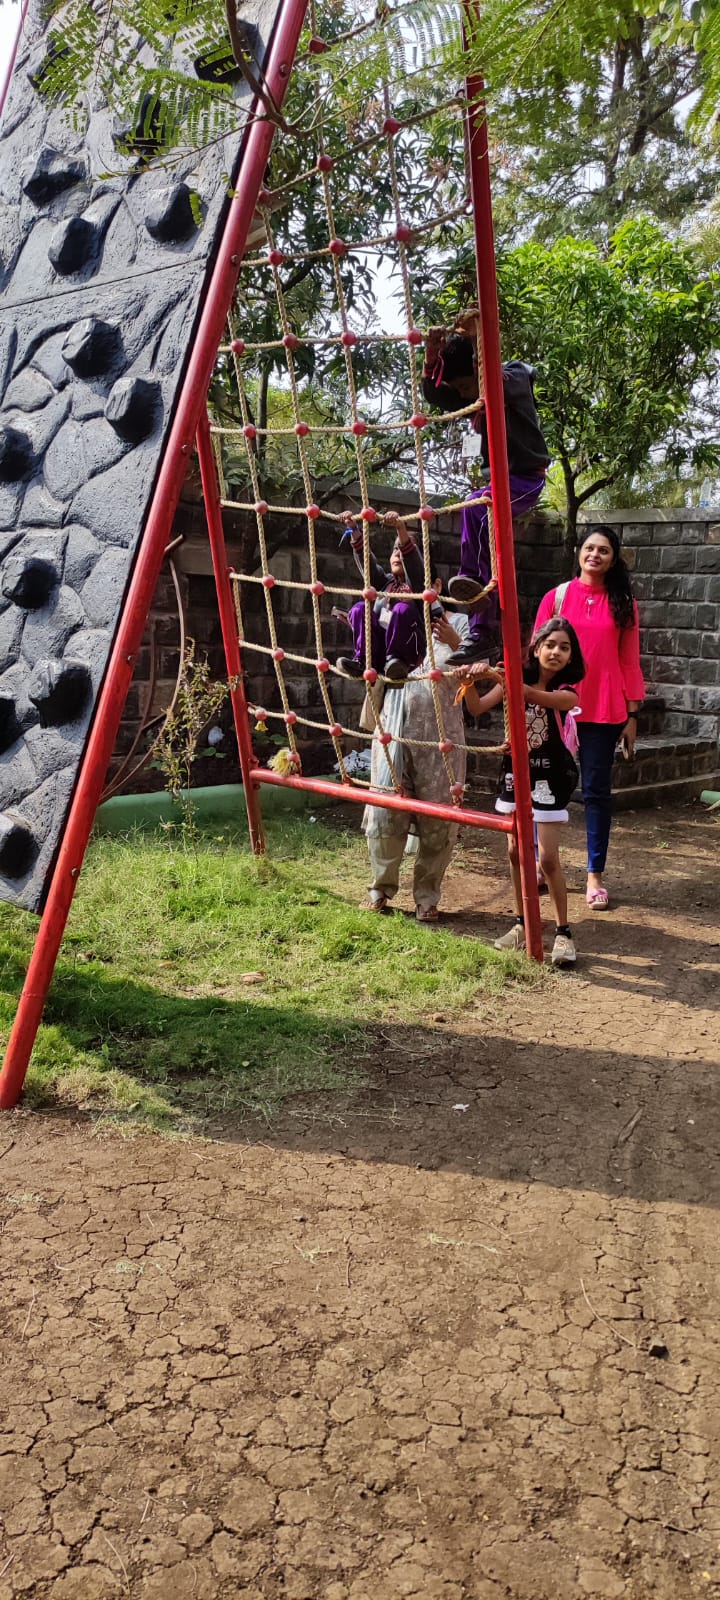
[0,814,541,1131]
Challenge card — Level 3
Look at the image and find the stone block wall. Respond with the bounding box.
[586,510,720,741]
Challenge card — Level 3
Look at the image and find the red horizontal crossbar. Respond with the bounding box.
[253,768,514,832]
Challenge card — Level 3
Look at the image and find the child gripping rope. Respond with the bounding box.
[457,617,585,967]
[336,510,440,685]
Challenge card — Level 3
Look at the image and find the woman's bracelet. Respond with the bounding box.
[626,711,638,722]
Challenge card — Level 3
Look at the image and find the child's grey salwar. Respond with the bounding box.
[362,643,467,913]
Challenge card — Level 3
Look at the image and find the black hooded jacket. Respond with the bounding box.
[422,359,550,478]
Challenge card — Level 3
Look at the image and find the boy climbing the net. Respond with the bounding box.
[422,309,550,667]
[337,509,439,684]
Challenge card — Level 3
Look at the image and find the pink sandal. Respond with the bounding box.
[586,887,609,911]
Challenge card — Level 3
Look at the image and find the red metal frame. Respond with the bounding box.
[0,0,29,120]
[463,30,543,962]
[253,769,514,832]
[0,0,309,1110]
[0,0,543,1110]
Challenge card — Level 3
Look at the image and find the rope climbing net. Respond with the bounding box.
[206,0,512,811]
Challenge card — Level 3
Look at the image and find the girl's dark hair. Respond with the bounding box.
[526,616,586,687]
[441,332,475,382]
[578,524,636,630]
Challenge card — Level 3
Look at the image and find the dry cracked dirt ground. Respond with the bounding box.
[0,804,719,1599]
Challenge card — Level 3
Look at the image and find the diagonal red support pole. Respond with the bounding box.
[0,0,310,1109]
[463,17,543,963]
[196,409,265,853]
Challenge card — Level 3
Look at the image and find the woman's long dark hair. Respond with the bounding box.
[526,617,586,688]
[578,524,636,630]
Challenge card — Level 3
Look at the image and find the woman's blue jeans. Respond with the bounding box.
[577,721,625,873]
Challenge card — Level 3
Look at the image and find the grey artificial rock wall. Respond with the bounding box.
[0,0,279,909]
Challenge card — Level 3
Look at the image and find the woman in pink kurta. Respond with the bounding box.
[535,524,645,909]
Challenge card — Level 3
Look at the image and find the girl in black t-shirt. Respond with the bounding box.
[459,618,585,967]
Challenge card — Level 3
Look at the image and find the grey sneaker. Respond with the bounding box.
[448,574,488,604]
[551,932,576,967]
[494,922,526,952]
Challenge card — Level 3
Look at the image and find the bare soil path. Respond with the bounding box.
[0,805,719,1599]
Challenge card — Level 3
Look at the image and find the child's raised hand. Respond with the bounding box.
[432,614,461,649]
[424,326,448,365]
[382,510,408,542]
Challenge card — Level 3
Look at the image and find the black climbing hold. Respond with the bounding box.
[0,427,33,483]
[28,657,92,726]
[1,554,58,610]
[29,35,71,99]
[145,182,200,244]
[104,376,160,445]
[0,696,21,755]
[21,149,86,205]
[48,215,99,276]
[114,93,170,161]
[62,317,121,378]
[0,814,36,879]
[194,43,246,86]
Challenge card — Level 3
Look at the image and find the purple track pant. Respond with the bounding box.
[348,598,423,672]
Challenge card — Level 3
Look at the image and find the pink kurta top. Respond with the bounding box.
[534,578,645,725]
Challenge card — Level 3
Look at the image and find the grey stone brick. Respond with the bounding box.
[676,576,708,602]
[698,687,720,713]
[695,546,720,574]
[659,544,695,572]
[688,658,719,685]
[634,547,662,572]
[646,629,675,656]
[672,631,702,659]
[651,656,690,685]
[701,632,720,660]
[648,523,683,546]
[622,523,654,546]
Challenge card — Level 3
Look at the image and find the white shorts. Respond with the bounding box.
[496,799,569,824]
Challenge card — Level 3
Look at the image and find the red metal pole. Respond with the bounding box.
[0,0,28,120]
[196,409,265,853]
[463,26,543,963]
[0,0,310,1109]
[254,768,514,833]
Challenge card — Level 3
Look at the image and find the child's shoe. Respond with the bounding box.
[337,656,364,678]
[384,656,409,682]
[447,575,488,604]
[494,921,526,952]
[551,932,576,966]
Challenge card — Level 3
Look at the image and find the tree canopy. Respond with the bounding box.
[496,218,720,542]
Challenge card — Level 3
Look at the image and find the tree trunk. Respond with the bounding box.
[562,463,579,571]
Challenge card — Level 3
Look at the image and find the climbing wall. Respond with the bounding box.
[0,0,280,911]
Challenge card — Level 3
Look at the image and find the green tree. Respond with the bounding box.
[495,218,720,547]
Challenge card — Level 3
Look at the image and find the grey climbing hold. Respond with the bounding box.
[104,375,160,444]
[145,182,200,243]
[48,215,99,276]
[28,657,92,725]
[0,696,21,754]
[0,426,33,483]
[1,553,59,610]
[21,150,86,206]
[0,812,36,878]
[62,317,121,379]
